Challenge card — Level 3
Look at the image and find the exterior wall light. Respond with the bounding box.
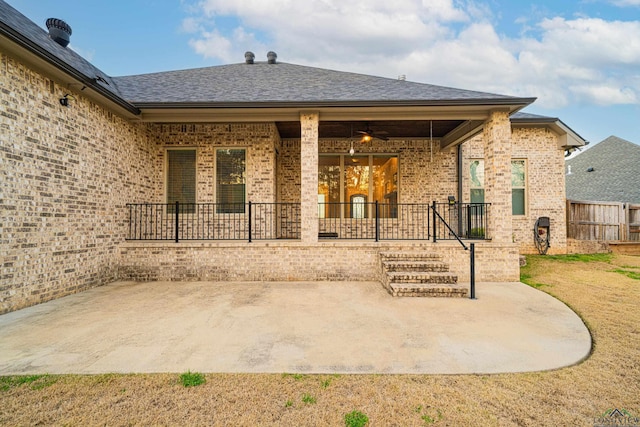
[59,94,74,107]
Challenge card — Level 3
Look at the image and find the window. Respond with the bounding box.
[318,154,398,218]
[469,160,485,204]
[469,159,527,215]
[166,149,196,210]
[216,148,246,213]
[511,160,526,215]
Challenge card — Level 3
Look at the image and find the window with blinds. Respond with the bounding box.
[166,149,196,211]
[216,148,246,213]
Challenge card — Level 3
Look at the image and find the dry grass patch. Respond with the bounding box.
[1,254,639,426]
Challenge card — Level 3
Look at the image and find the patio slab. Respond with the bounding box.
[0,281,591,375]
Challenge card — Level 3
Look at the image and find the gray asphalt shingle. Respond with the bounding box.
[111,62,524,104]
[566,136,640,204]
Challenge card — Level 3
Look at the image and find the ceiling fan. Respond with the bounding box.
[356,123,388,143]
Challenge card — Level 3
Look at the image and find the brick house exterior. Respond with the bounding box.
[0,2,584,313]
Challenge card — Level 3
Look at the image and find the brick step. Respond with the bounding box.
[379,252,442,262]
[388,282,469,297]
[382,260,450,272]
[386,272,458,284]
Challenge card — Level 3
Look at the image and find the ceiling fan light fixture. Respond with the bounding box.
[361,134,372,143]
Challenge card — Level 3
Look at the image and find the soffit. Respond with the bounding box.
[276,120,464,139]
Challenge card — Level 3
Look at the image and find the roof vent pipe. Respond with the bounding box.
[267,51,277,64]
[398,75,406,81]
[244,51,255,64]
[46,18,72,47]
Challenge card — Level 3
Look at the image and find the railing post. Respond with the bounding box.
[470,243,476,299]
[248,201,252,243]
[127,204,132,240]
[375,201,379,242]
[175,201,179,243]
[432,201,437,243]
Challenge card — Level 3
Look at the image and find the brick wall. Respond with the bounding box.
[462,126,568,254]
[119,241,519,283]
[147,123,279,203]
[1,52,155,313]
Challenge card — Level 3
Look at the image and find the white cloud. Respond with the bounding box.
[180,17,202,33]
[182,0,640,108]
[569,84,638,105]
[609,0,640,6]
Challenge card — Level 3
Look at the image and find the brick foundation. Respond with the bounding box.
[118,241,519,283]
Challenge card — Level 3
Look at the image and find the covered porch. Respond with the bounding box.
[121,106,525,286]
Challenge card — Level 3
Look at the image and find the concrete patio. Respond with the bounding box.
[0,280,591,375]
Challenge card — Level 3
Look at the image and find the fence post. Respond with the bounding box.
[248,201,252,243]
[432,201,437,243]
[175,201,179,243]
[375,201,379,242]
[470,243,476,299]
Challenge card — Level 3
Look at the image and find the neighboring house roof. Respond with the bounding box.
[566,136,640,204]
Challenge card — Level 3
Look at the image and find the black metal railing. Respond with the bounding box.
[126,202,301,242]
[318,201,489,241]
[433,202,489,241]
[126,201,489,243]
[318,202,431,240]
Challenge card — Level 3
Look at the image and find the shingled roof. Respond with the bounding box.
[566,136,640,204]
[111,61,530,107]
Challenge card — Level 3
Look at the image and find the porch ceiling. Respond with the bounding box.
[276,120,465,139]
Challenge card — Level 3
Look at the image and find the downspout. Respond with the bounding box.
[457,144,463,236]
[457,144,463,203]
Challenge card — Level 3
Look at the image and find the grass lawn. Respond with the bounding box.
[1,253,639,426]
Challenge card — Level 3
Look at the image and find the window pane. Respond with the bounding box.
[345,156,369,218]
[511,160,525,187]
[167,149,196,205]
[372,156,398,218]
[318,156,341,218]
[512,189,525,215]
[216,149,245,213]
[470,160,484,188]
[470,189,485,204]
[317,154,398,218]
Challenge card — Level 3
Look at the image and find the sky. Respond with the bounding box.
[8,0,640,150]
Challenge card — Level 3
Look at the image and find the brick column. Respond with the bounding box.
[300,112,319,243]
[483,110,513,243]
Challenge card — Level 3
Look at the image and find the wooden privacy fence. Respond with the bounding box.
[567,200,640,241]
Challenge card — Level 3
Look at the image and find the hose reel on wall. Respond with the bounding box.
[534,216,551,255]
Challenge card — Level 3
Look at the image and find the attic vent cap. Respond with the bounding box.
[46,18,72,47]
[267,51,277,64]
[244,51,255,64]
[398,75,406,81]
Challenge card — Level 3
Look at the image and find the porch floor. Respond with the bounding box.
[0,280,590,375]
